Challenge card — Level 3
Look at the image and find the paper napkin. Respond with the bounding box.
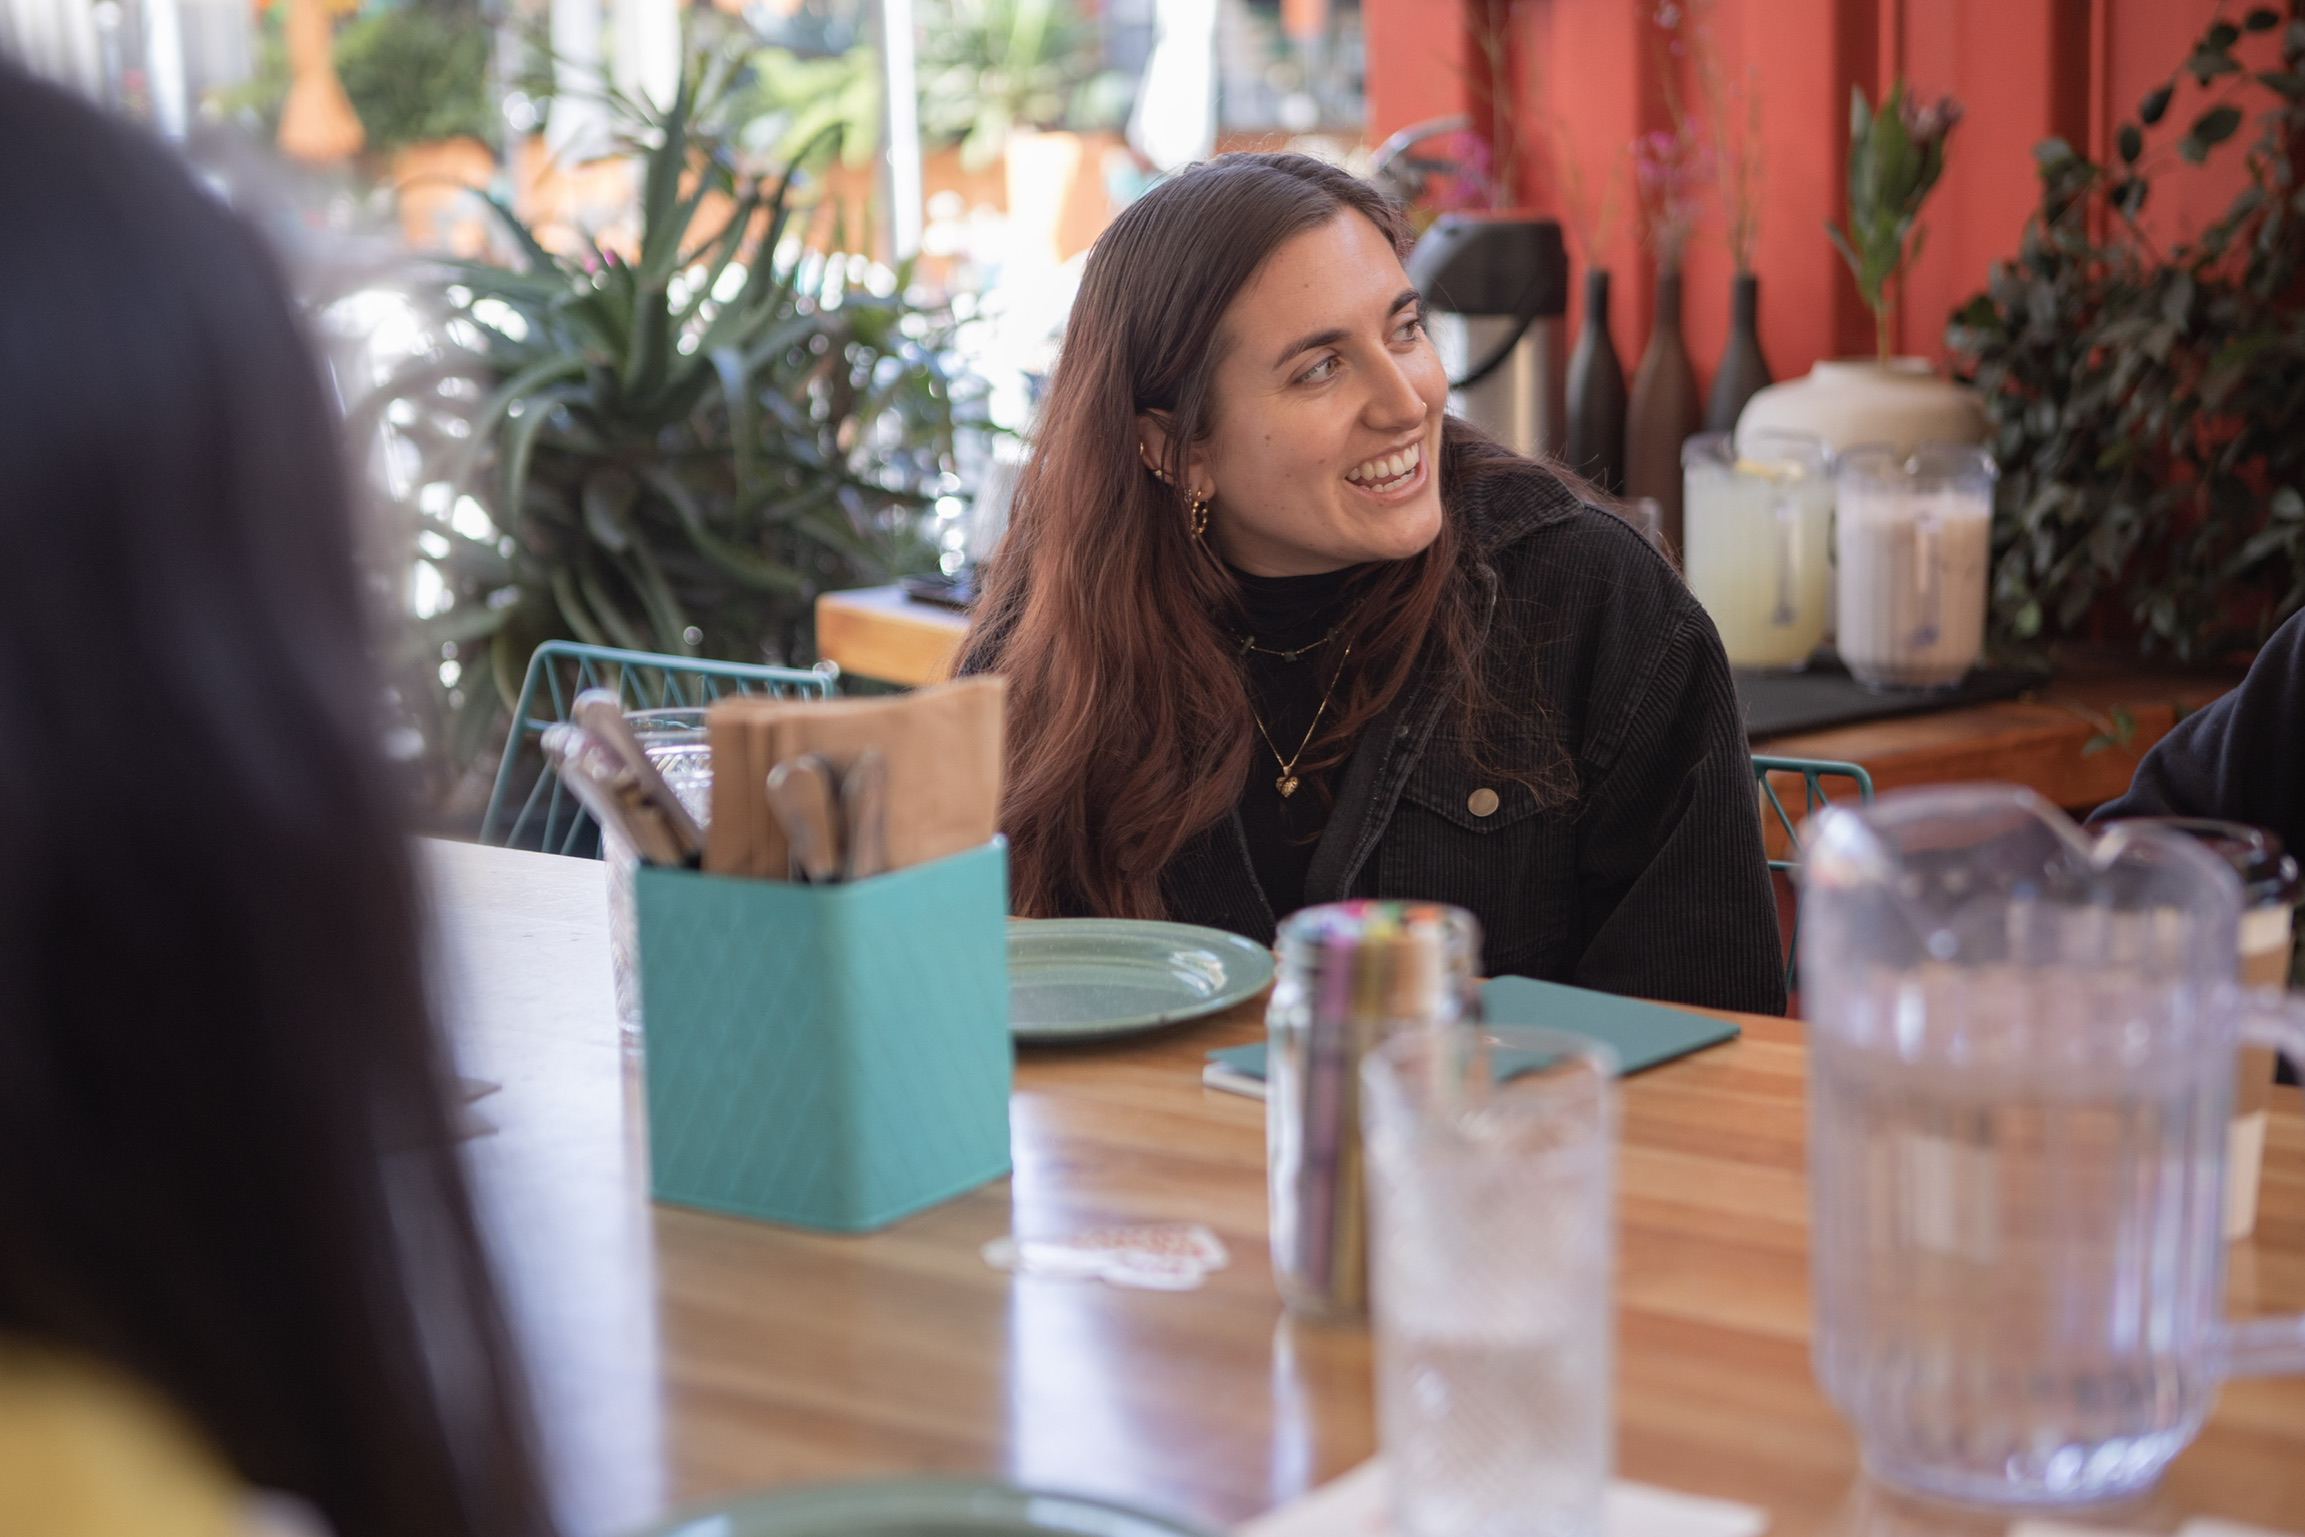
[1238,1459,1769,1537]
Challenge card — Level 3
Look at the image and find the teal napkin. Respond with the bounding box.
[1204,974,1740,1082]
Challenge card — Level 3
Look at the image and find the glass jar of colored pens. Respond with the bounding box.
[1266,900,1480,1320]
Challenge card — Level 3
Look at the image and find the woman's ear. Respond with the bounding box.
[1135,411,1214,502]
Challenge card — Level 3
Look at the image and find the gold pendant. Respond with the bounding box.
[1276,773,1299,798]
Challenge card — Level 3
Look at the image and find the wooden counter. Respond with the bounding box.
[814,586,970,688]
[1753,649,2242,813]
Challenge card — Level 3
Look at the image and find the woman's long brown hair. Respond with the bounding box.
[964,152,1540,920]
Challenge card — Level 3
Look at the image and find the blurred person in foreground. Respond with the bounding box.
[961,153,1782,1013]
[0,66,555,1537]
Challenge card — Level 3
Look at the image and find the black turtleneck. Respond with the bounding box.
[1230,563,1363,921]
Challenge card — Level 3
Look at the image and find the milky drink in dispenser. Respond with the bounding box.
[1835,444,1995,689]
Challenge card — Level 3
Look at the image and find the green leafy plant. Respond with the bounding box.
[916,0,1130,169]
[1948,6,2305,661]
[336,0,496,151]
[739,44,882,170]
[211,0,495,152]
[359,62,982,793]
[1827,79,1962,360]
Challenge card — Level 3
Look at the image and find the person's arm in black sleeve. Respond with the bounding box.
[1571,609,1786,1015]
[2092,608,2305,858]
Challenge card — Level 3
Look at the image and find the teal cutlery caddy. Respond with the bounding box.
[634,840,1012,1232]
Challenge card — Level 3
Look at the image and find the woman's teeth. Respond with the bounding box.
[1346,443,1421,489]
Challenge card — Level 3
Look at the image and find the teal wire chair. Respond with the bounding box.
[480,641,832,857]
[1751,754,1875,992]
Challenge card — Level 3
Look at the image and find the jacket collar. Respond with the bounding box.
[1452,457,1587,560]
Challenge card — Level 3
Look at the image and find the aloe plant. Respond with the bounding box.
[359,62,980,793]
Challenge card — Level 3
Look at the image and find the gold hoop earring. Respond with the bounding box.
[1187,489,1210,540]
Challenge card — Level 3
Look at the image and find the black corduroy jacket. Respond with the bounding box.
[1160,461,1786,1016]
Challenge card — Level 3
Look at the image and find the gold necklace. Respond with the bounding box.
[1249,644,1351,799]
[1237,624,1340,662]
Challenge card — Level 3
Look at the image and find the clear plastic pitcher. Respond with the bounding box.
[1681,430,1833,669]
[1835,444,1994,689]
[1799,785,2305,1504]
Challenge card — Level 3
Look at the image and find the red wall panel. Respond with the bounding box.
[1364,0,2278,396]
[1895,0,2088,361]
[1363,0,1470,143]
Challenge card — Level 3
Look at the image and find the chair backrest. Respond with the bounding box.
[480,641,832,857]
[1751,754,1875,992]
[1751,754,1875,871]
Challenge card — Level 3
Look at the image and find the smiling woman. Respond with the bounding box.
[962,154,1783,1014]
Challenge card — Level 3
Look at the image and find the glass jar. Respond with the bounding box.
[1265,901,1479,1320]
[602,708,712,1042]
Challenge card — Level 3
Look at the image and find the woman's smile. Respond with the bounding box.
[1343,439,1426,498]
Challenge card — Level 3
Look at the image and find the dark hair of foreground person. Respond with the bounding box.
[0,66,555,1537]
[962,152,1532,922]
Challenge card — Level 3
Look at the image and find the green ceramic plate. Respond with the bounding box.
[1008,918,1275,1043]
[634,1477,1223,1536]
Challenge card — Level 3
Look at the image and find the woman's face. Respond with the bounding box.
[1143,211,1449,577]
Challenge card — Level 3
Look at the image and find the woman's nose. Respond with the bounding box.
[1365,351,1429,431]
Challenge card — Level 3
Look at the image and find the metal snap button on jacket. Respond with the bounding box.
[1467,787,1501,817]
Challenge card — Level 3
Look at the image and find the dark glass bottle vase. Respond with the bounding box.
[1564,267,1627,495]
[1625,267,1702,559]
[1704,270,1773,433]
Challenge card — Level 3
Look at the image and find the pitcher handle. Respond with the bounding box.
[2218,986,2305,1378]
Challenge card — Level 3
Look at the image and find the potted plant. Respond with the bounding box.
[1738,80,1984,456]
[354,62,984,807]
[918,0,1132,263]
[1950,7,2305,660]
[222,0,500,244]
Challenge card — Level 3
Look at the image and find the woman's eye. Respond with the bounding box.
[1298,355,1340,383]
[1394,315,1426,344]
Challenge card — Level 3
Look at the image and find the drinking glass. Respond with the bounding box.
[602,707,711,1041]
[1800,785,2305,1504]
[1362,1025,1618,1537]
[1682,429,1833,669]
[1835,444,1995,689]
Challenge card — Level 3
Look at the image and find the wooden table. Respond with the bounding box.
[432,840,2305,1537]
[810,587,2243,815]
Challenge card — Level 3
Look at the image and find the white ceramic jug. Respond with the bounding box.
[1735,358,1986,459]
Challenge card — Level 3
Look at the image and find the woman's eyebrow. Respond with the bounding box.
[1269,290,1424,369]
[1272,325,1350,368]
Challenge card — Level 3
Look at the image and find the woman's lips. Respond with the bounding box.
[1344,441,1428,500]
